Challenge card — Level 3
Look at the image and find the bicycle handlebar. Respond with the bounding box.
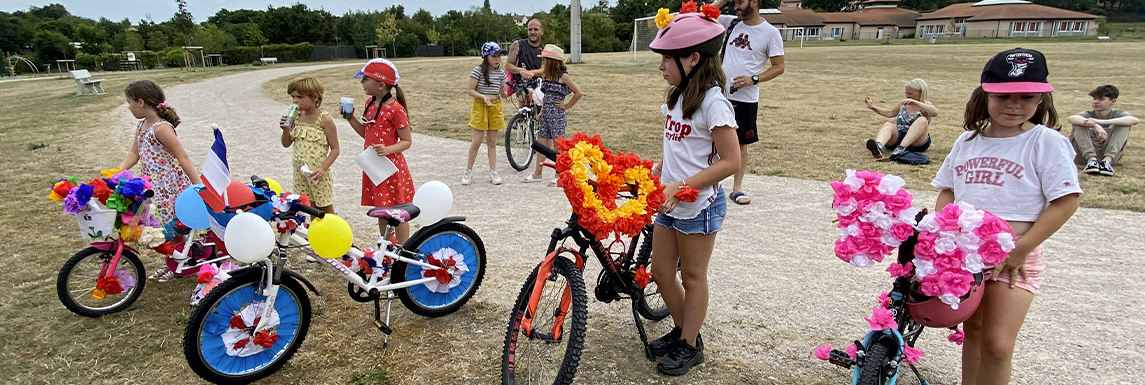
[297,204,325,219]
[532,141,558,162]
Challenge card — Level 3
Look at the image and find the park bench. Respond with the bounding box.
[260,57,278,64]
[1098,36,1111,42]
[70,69,105,96]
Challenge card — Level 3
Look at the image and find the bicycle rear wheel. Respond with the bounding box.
[56,247,146,317]
[502,257,587,385]
[505,113,535,171]
[392,222,487,317]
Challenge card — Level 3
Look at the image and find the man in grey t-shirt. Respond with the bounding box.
[1067,85,1139,176]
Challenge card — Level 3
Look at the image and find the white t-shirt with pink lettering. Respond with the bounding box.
[932,125,1082,222]
[661,87,738,219]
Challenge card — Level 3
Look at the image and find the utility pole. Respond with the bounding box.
[570,0,582,63]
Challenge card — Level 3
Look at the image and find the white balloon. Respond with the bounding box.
[412,181,453,226]
[223,212,276,264]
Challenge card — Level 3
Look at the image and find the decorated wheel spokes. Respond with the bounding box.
[554,133,665,241]
[421,248,470,293]
[222,302,281,357]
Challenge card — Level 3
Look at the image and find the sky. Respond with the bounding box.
[0,0,589,23]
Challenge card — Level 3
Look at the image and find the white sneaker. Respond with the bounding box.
[490,170,503,185]
[461,169,473,185]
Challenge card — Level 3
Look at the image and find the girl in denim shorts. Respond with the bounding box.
[644,12,742,376]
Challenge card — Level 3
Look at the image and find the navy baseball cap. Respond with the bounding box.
[981,48,1054,94]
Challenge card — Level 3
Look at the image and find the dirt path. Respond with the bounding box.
[107,62,1145,384]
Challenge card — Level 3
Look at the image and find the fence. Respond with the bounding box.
[309,45,357,61]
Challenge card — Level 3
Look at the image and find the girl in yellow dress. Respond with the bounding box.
[279,76,340,214]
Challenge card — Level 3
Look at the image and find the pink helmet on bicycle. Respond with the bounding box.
[905,272,985,328]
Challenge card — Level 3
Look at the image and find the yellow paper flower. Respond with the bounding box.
[101,168,123,179]
[655,8,674,29]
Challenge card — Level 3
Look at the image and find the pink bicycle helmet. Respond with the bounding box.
[905,272,985,328]
[648,13,726,108]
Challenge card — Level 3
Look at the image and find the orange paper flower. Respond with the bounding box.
[680,1,698,13]
[701,3,721,20]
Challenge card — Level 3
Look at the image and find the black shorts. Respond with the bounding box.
[731,101,759,145]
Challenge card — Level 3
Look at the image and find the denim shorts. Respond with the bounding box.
[654,187,727,235]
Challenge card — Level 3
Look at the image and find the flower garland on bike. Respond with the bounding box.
[554,132,665,241]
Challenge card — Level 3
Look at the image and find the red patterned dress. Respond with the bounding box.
[361,100,416,207]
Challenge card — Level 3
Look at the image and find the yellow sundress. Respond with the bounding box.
[290,111,334,207]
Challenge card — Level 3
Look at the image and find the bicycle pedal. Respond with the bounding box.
[828,350,855,368]
[373,320,392,335]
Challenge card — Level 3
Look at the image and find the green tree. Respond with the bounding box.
[802,0,856,11]
[74,24,109,54]
[171,0,195,45]
[376,13,400,55]
[426,27,442,43]
[194,23,235,53]
[32,29,71,61]
[0,12,35,53]
[235,22,268,46]
[147,30,169,51]
[113,31,145,51]
[29,3,70,20]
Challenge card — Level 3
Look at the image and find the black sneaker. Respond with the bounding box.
[890,146,906,158]
[1082,159,1100,174]
[1099,160,1115,176]
[649,326,682,358]
[657,335,705,376]
[865,139,884,159]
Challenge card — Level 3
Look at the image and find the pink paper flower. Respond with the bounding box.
[814,344,832,360]
[830,181,852,207]
[918,274,942,296]
[890,222,914,242]
[932,253,964,271]
[978,240,1008,265]
[883,189,913,212]
[937,270,974,297]
[878,291,891,308]
[865,306,898,331]
[902,345,924,364]
[845,344,858,360]
[834,238,857,262]
[886,262,913,278]
[948,328,964,345]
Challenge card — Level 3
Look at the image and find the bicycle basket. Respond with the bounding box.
[76,200,118,240]
[905,272,984,328]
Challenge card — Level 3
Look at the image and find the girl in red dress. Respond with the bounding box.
[344,59,417,242]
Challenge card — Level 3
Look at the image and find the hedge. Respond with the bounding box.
[223,43,313,65]
[75,51,164,71]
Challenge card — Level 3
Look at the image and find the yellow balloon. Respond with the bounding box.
[264,177,284,196]
[308,214,353,259]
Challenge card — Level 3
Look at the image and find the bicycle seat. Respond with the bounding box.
[367,203,421,226]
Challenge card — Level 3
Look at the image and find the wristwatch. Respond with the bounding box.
[751,75,759,84]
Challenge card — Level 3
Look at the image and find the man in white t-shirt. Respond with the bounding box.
[714,0,785,205]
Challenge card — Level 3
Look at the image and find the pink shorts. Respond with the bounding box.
[982,244,1045,294]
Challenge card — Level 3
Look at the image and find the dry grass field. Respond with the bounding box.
[268,43,1144,211]
[1,41,1141,385]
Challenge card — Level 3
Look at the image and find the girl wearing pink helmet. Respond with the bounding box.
[932,48,1080,384]
[646,10,742,376]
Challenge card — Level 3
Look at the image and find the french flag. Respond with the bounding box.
[202,124,231,208]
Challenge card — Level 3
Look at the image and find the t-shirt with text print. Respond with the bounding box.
[932,125,1082,222]
[660,87,738,219]
[718,15,784,104]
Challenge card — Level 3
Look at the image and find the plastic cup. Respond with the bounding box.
[340,97,354,119]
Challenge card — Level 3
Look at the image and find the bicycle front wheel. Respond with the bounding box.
[184,270,311,384]
[501,257,587,385]
[856,339,897,385]
[505,113,535,171]
[56,246,146,317]
[392,222,487,317]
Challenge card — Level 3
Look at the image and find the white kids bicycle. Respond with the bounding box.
[182,179,487,384]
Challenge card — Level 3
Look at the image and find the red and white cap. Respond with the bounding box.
[355,58,400,86]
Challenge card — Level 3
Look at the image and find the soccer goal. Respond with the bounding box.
[777,27,811,48]
[629,14,662,64]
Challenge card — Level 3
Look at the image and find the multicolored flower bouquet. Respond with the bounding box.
[554,133,665,241]
[50,169,175,254]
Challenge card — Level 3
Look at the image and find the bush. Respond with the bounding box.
[222,43,313,65]
[164,47,185,68]
[1088,8,1106,16]
[903,32,916,39]
[74,53,105,71]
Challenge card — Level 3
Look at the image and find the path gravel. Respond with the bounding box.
[106,62,1145,384]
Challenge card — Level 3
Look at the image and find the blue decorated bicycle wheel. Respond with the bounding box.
[393,222,487,317]
[183,271,311,384]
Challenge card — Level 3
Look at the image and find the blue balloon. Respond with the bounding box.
[174,184,211,229]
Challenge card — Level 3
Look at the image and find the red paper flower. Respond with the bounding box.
[152,241,175,255]
[253,330,278,348]
[700,3,721,19]
[96,276,124,295]
[230,315,247,329]
[233,338,249,349]
[634,265,652,289]
[89,179,113,204]
[675,186,700,202]
[680,1,698,13]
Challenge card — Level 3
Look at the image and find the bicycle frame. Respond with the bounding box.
[245,223,450,336]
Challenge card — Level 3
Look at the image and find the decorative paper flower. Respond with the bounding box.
[635,265,652,289]
[96,276,124,295]
[878,291,891,308]
[912,202,1015,309]
[100,168,122,179]
[153,241,175,255]
[120,178,146,199]
[62,188,85,215]
[902,345,924,365]
[886,262,913,278]
[947,328,964,344]
[864,306,898,331]
[845,343,858,360]
[831,170,917,269]
[814,344,832,360]
[555,133,663,240]
[675,185,699,202]
[89,178,112,204]
[680,1,698,13]
[700,3,721,19]
[135,226,167,248]
[655,8,674,29]
[105,195,131,213]
[222,302,281,357]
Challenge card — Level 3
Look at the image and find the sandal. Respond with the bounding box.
[548,178,558,187]
[730,191,751,205]
[149,268,176,282]
[522,176,545,183]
